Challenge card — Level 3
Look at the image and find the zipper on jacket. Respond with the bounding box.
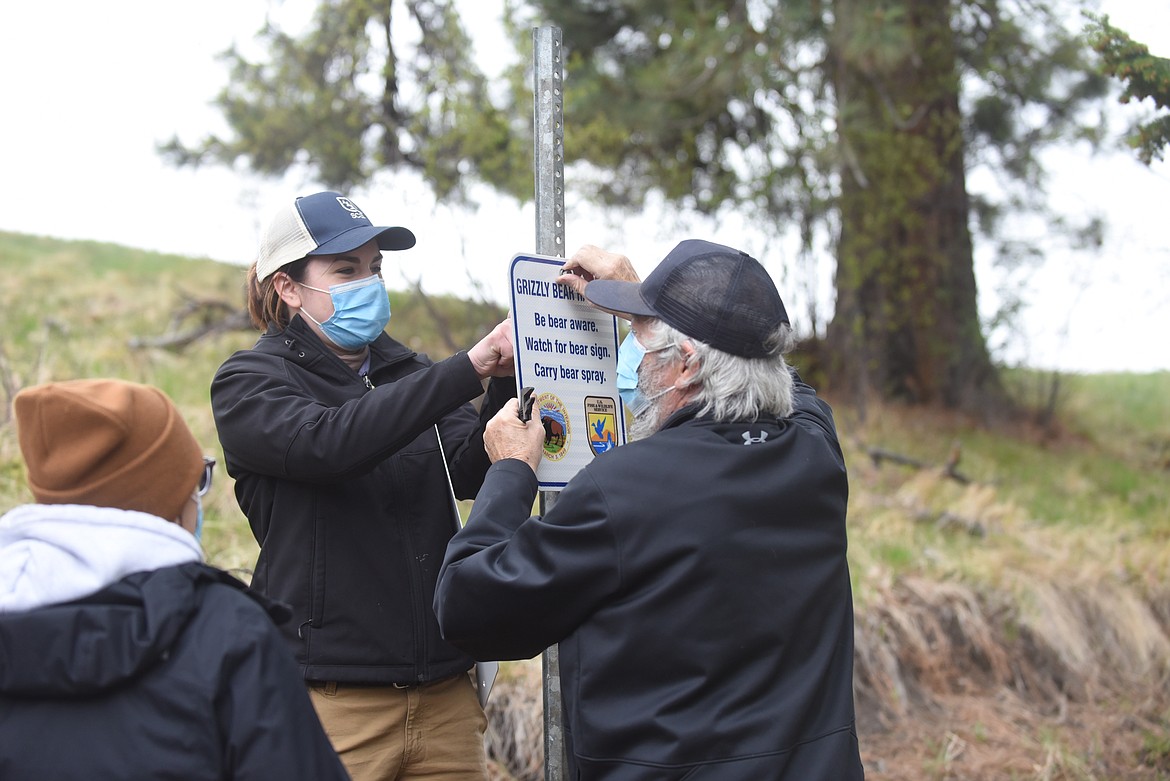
[365,366,430,681]
[389,451,430,683]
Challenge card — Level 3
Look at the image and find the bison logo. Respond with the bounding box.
[536,392,570,462]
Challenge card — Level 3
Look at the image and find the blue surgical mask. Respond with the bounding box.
[193,492,204,543]
[300,275,391,350]
[616,331,673,417]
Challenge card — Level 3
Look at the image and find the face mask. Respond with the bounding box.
[300,275,391,350]
[616,331,674,417]
[193,492,204,543]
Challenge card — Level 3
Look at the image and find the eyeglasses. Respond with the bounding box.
[197,456,216,497]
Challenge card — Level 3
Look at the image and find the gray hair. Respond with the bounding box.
[639,318,796,422]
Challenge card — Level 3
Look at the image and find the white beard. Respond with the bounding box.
[627,361,674,441]
[628,403,664,441]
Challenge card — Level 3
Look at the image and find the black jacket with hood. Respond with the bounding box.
[436,376,865,780]
[211,315,511,685]
[0,533,348,780]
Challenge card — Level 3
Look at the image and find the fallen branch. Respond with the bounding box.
[129,294,252,350]
[865,440,972,485]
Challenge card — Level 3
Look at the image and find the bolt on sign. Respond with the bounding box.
[510,254,627,490]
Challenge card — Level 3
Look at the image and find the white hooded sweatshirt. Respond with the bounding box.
[0,503,202,613]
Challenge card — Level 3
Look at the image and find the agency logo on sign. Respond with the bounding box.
[537,392,570,462]
[585,396,618,457]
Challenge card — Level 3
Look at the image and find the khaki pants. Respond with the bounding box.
[308,673,488,781]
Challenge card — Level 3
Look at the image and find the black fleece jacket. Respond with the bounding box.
[211,316,511,684]
[436,377,865,780]
[0,563,349,781]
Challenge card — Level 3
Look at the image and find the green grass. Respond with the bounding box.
[1140,717,1170,772]
[836,370,1169,529]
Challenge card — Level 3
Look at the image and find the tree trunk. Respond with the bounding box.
[825,0,1005,413]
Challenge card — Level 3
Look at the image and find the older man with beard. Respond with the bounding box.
[434,240,865,781]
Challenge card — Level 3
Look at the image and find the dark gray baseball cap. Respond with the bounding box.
[584,239,789,358]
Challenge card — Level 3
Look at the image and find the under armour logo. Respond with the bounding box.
[336,197,367,220]
[742,431,768,445]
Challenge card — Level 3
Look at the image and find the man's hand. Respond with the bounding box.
[468,319,515,379]
[485,399,546,472]
[556,244,641,299]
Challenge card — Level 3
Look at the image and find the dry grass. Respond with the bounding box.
[484,661,544,781]
[485,571,1170,780]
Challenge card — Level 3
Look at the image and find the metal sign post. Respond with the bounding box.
[532,24,569,781]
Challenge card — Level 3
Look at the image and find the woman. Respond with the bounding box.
[0,378,349,781]
[211,191,514,781]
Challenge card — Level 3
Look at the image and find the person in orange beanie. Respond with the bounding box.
[0,378,350,781]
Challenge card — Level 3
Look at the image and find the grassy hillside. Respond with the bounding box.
[2,231,1167,779]
[0,230,507,573]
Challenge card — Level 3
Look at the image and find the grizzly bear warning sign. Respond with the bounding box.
[510,253,626,489]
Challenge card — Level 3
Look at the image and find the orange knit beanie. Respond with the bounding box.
[13,379,203,522]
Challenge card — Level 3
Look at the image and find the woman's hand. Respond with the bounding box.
[468,319,515,379]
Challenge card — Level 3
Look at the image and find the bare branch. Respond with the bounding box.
[865,439,972,485]
[129,293,252,351]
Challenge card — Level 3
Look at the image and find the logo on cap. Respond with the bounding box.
[336,197,366,221]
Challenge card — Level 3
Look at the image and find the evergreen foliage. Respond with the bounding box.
[1086,13,1170,164]
[522,0,1110,413]
[158,0,532,203]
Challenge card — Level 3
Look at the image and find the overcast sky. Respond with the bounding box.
[0,1,1166,373]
